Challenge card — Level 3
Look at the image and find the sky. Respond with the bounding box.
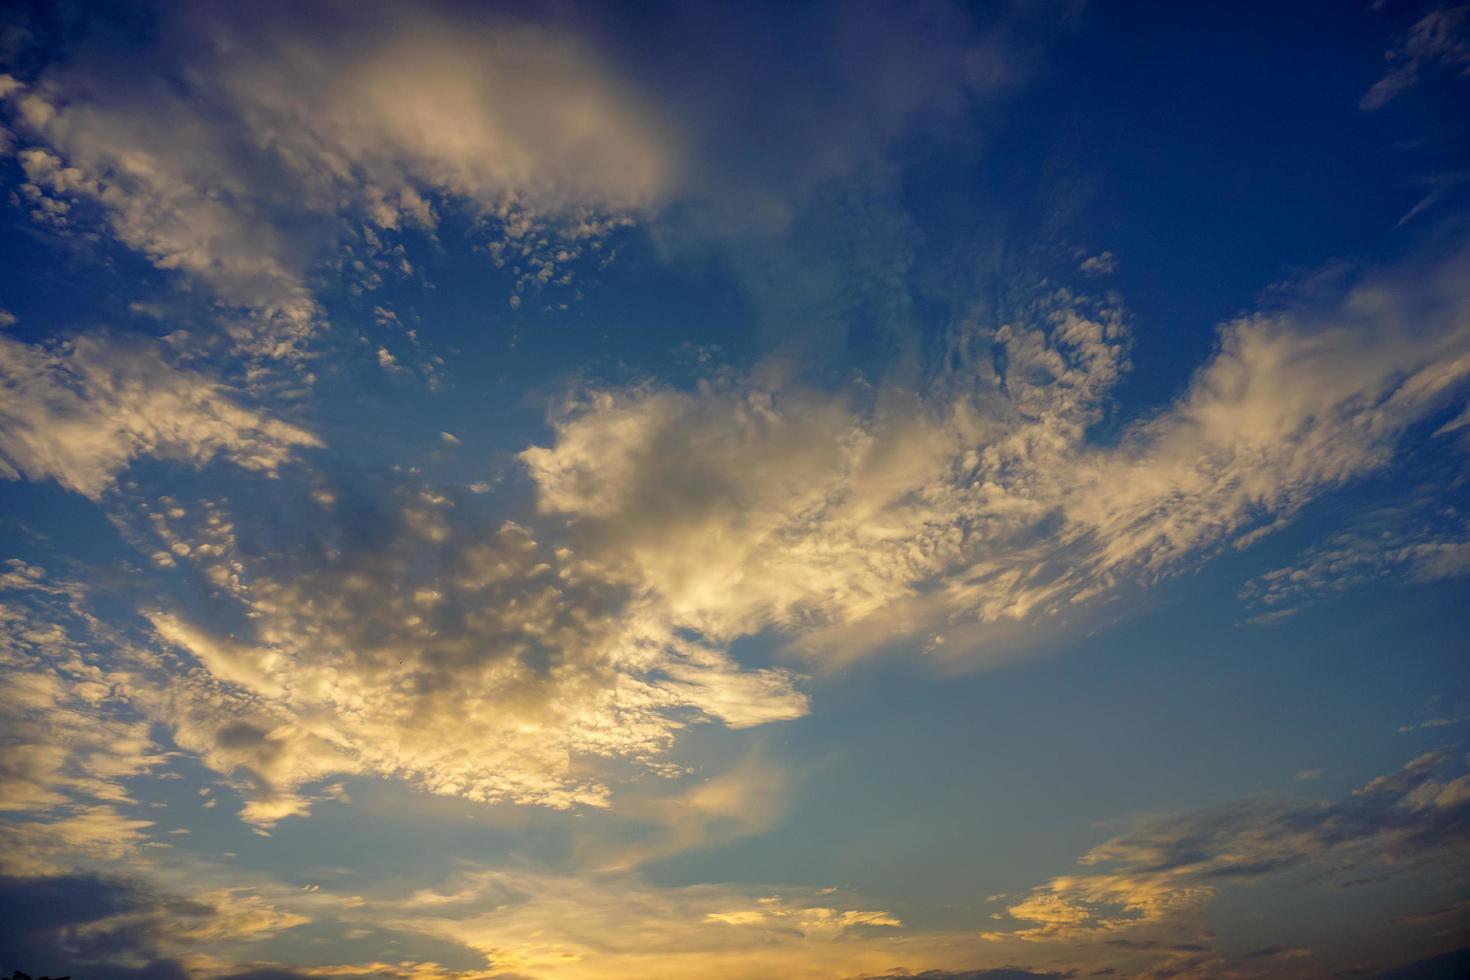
[0,1,1469,978]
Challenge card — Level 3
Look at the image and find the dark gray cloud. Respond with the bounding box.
[0,873,193,980]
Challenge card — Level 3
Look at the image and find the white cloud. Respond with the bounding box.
[523,247,1470,662]
[0,561,170,873]
[42,242,1456,835]
[125,485,806,825]
[0,332,321,499]
[0,2,677,356]
[1241,499,1470,615]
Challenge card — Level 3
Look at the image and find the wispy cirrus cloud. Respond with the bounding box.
[1362,3,1470,110]
[1240,498,1470,618]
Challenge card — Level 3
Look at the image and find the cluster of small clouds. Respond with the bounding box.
[0,3,1468,976]
[6,478,1470,972]
[1240,498,1470,618]
[4,241,1469,841]
[68,477,803,826]
[0,558,343,978]
[984,748,1470,975]
[523,246,1470,663]
[0,559,169,876]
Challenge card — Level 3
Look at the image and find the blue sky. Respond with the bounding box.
[1,2,1469,978]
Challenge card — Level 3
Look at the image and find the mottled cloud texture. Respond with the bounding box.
[524,247,1470,659]
[1,1,1469,978]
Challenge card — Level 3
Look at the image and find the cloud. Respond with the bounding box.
[0,561,171,865]
[1362,4,1470,110]
[0,333,320,499]
[0,869,316,980]
[522,244,1470,664]
[9,241,1468,846]
[120,479,806,825]
[1240,497,1470,617]
[1399,714,1470,734]
[382,869,913,980]
[0,0,677,355]
[577,753,790,870]
[0,873,192,980]
[984,749,1470,963]
[523,288,1130,649]
[0,0,1077,359]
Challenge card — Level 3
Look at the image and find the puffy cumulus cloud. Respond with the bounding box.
[523,381,943,640]
[123,479,805,826]
[1362,3,1470,110]
[522,245,1470,663]
[0,332,320,499]
[0,0,676,355]
[983,750,1470,973]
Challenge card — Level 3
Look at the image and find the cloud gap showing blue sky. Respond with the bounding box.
[0,1,1469,977]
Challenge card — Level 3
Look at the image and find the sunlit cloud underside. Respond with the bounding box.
[1,2,1469,978]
